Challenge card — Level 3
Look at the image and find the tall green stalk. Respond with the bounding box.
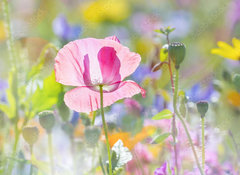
[166,34,179,174]
[30,145,33,175]
[99,85,112,175]
[201,118,205,170]
[173,70,205,175]
[48,134,55,175]
[2,1,21,174]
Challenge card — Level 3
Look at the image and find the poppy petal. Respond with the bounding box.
[64,80,145,113]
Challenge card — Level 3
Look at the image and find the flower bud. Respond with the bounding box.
[84,126,101,147]
[22,126,39,146]
[38,110,55,133]
[196,101,209,118]
[168,42,186,69]
[233,74,240,91]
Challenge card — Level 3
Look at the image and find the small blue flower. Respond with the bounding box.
[70,111,79,126]
[186,83,214,103]
[0,79,8,103]
[131,64,161,83]
[52,14,81,42]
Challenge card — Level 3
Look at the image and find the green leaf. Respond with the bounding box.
[151,133,171,144]
[154,29,165,34]
[0,104,11,118]
[27,43,58,81]
[152,109,173,120]
[31,71,62,117]
[31,156,50,174]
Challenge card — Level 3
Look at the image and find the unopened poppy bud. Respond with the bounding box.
[38,110,55,133]
[196,101,209,118]
[169,42,186,69]
[233,74,240,91]
[22,126,39,145]
[84,126,101,147]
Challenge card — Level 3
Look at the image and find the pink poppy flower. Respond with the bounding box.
[54,36,145,113]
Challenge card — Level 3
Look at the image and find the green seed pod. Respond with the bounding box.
[84,126,101,147]
[38,110,55,133]
[233,74,240,91]
[168,42,186,69]
[196,101,209,118]
[22,126,39,146]
[222,70,232,82]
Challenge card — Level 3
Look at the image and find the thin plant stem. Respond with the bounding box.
[91,112,96,126]
[133,151,145,175]
[228,130,240,163]
[48,134,55,175]
[201,117,205,170]
[174,70,205,175]
[99,154,106,175]
[99,85,112,175]
[30,145,33,175]
[70,136,77,175]
[166,34,178,174]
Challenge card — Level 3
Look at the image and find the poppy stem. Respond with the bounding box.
[48,134,55,175]
[99,85,112,175]
[166,34,179,174]
[30,145,33,175]
[174,70,205,175]
[201,117,205,170]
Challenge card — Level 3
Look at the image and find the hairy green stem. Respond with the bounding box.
[99,85,112,175]
[48,134,55,175]
[167,34,179,174]
[201,117,205,170]
[174,70,205,175]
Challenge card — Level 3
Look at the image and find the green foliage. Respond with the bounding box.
[27,43,58,81]
[0,71,17,118]
[155,26,175,36]
[152,109,173,120]
[151,133,171,144]
[31,72,62,117]
[57,92,70,122]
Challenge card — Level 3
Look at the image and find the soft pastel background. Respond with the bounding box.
[0,0,240,175]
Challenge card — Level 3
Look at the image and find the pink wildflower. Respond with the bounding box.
[54,36,145,113]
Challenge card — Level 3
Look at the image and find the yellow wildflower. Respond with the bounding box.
[82,0,130,23]
[211,38,240,60]
[227,90,240,107]
[0,20,7,41]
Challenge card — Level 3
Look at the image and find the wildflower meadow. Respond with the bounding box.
[0,0,240,175]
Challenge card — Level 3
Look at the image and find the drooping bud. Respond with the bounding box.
[168,42,186,69]
[22,126,39,146]
[38,110,55,133]
[196,101,209,118]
